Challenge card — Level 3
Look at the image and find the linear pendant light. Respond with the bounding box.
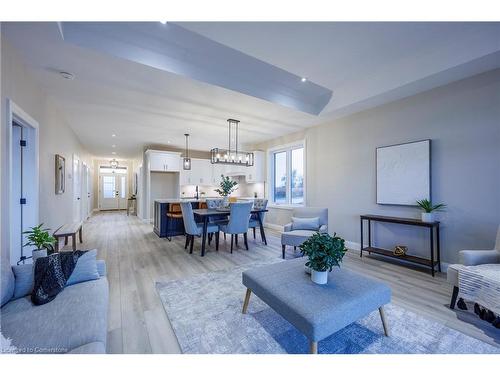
[210,119,254,166]
[183,133,191,170]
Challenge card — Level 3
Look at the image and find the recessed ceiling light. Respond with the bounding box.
[112,144,116,148]
[111,134,116,137]
[301,77,307,82]
[59,71,75,80]
[112,152,116,155]
[167,140,171,144]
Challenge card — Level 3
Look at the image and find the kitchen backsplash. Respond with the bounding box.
[180,176,265,199]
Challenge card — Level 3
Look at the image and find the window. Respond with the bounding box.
[269,143,305,205]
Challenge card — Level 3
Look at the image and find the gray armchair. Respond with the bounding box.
[447,225,500,309]
[281,207,328,259]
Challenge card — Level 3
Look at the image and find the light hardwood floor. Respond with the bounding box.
[77,211,499,353]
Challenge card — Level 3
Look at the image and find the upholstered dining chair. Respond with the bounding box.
[281,207,328,259]
[219,202,253,253]
[180,202,221,254]
[205,198,224,209]
[248,199,268,242]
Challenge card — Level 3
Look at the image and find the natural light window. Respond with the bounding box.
[269,143,305,206]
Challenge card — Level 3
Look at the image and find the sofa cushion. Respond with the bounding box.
[291,216,320,231]
[281,230,317,246]
[1,277,108,353]
[1,259,15,307]
[12,264,34,299]
[66,249,100,286]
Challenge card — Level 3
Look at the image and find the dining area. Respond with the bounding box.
[153,198,269,256]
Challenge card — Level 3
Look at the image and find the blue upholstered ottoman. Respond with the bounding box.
[242,258,391,353]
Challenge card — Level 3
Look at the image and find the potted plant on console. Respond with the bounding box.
[300,232,347,285]
[214,175,238,207]
[23,223,56,262]
[416,198,446,223]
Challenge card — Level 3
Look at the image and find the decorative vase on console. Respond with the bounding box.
[22,223,56,264]
[300,232,347,285]
[214,174,238,208]
[416,198,446,223]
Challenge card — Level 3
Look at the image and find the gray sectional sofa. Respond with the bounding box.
[1,259,109,354]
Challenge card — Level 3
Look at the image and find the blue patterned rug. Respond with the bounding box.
[156,261,500,354]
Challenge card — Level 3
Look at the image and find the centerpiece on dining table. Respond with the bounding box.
[214,174,238,209]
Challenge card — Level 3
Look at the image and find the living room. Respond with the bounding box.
[1,1,499,373]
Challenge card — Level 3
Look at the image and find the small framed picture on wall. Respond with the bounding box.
[55,154,65,194]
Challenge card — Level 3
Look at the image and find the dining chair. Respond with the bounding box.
[180,202,220,254]
[219,202,253,253]
[248,199,268,242]
[166,203,183,241]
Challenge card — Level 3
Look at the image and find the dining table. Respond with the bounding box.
[192,208,269,256]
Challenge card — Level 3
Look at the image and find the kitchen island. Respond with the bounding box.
[153,198,263,239]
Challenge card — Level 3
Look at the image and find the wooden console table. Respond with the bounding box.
[360,214,441,276]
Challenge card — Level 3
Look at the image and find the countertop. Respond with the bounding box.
[154,197,261,204]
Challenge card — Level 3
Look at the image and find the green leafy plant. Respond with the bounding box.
[300,233,347,272]
[416,198,446,213]
[23,224,56,254]
[214,175,238,197]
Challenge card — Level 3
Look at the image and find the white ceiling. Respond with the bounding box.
[2,22,499,159]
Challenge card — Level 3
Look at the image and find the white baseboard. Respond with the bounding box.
[264,223,284,232]
[345,241,361,253]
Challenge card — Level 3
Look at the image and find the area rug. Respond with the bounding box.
[156,262,500,354]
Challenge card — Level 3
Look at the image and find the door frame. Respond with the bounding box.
[5,99,40,264]
[73,153,82,223]
[98,165,128,210]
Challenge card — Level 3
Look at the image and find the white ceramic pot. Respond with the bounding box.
[311,270,328,285]
[421,212,434,223]
[32,249,47,263]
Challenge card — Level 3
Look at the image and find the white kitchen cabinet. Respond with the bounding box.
[211,163,226,185]
[245,151,265,183]
[180,158,212,185]
[148,151,181,172]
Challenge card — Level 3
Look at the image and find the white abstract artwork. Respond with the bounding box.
[376,140,430,205]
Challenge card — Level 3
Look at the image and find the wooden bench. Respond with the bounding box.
[54,222,83,252]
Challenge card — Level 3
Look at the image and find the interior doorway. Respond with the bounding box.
[6,100,39,264]
[73,154,82,223]
[99,166,128,210]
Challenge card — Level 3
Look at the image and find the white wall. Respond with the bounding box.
[1,37,92,264]
[253,69,500,264]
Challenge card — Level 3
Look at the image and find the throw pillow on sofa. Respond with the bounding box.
[291,217,320,231]
[66,249,100,286]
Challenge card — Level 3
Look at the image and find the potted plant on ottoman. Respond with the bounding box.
[214,174,238,207]
[300,232,347,285]
[416,198,446,223]
[23,223,56,262]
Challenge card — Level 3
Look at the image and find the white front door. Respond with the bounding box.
[99,173,127,210]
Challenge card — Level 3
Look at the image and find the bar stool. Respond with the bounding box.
[166,203,183,241]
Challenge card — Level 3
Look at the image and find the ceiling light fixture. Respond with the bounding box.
[183,133,191,170]
[112,152,116,155]
[111,134,116,137]
[112,144,116,148]
[210,119,254,167]
[59,71,75,80]
[110,158,119,169]
[301,77,307,82]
